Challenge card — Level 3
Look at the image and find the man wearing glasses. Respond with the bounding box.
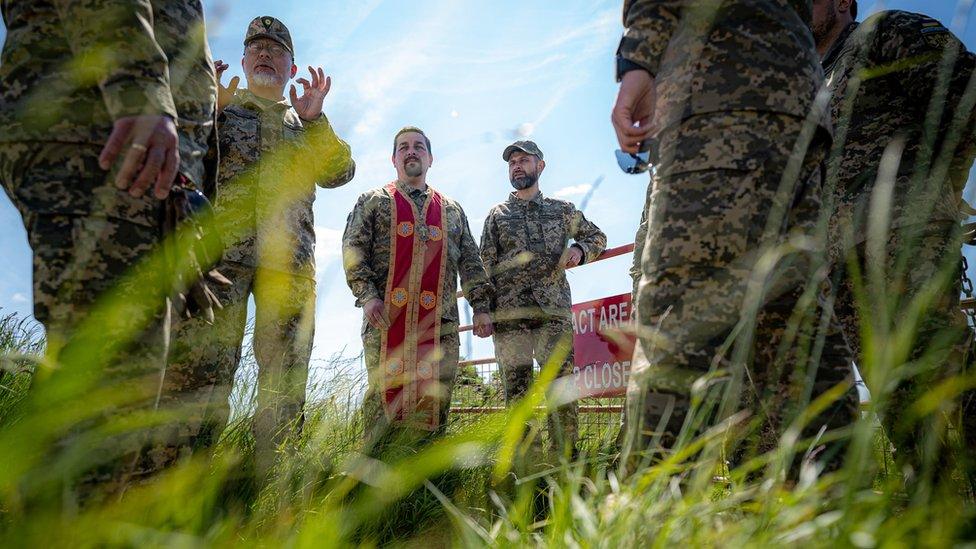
[480,140,606,461]
[165,16,355,479]
[611,1,857,473]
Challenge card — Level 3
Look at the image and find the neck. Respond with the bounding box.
[400,176,427,191]
[248,82,285,102]
[817,21,852,57]
[516,186,539,201]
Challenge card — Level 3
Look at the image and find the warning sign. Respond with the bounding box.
[571,293,635,398]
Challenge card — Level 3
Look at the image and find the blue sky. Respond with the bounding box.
[2,0,975,388]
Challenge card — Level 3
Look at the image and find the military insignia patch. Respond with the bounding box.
[392,287,409,307]
[397,221,414,238]
[420,291,436,310]
[262,17,274,28]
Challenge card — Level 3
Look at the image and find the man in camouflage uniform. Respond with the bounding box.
[611,0,858,471]
[342,127,493,449]
[813,0,976,483]
[480,140,606,456]
[164,16,355,476]
[0,1,216,498]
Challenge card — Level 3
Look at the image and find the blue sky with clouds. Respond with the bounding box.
[2,0,976,386]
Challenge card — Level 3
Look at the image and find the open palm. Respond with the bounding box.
[290,65,331,121]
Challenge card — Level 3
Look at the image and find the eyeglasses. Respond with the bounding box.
[245,41,287,57]
[615,141,654,174]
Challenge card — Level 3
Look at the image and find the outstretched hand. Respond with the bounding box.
[214,59,240,112]
[290,66,332,121]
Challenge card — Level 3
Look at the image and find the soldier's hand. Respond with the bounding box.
[563,246,583,268]
[364,297,390,330]
[611,69,656,154]
[215,59,240,112]
[473,312,493,338]
[290,66,331,121]
[99,114,179,200]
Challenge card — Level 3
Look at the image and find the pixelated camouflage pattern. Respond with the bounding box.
[0,0,217,202]
[823,11,976,242]
[163,261,315,474]
[617,0,830,138]
[0,144,169,502]
[217,88,355,279]
[480,191,606,321]
[631,178,653,302]
[342,182,493,325]
[493,313,578,454]
[245,15,294,54]
[627,112,857,469]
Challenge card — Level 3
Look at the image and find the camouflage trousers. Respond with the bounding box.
[831,221,975,477]
[164,260,315,477]
[361,321,460,452]
[626,113,858,473]
[493,311,578,457]
[0,143,168,502]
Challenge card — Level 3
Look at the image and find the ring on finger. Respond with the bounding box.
[130,143,148,152]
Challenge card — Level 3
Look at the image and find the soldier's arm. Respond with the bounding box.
[342,193,381,307]
[875,13,976,157]
[479,210,499,279]
[617,0,684,78]
[304,115,356,189]
[457,207,493,315]
[53,0,178,121]
[569,206,607,265]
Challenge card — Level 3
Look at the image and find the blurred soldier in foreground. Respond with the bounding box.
[164,16,355,478]
[813,0,976,486]
[611,0,858,473]
[0,1,216,500]
[342,127,493,450]
[480,140,606,458]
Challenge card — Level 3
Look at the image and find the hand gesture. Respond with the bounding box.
[98,114,179,200]
[364,297,390,330]
[611,69,656,154]
[290,66,332,121]
[214,59,240,112]
[562,245,583,269]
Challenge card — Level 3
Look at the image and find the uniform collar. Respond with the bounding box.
[508,190,545,205]
[235,88,291,112]
[822,21,859,73]
[395,180,429,197]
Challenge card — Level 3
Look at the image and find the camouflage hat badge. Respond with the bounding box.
[502,140,544,161]
[244,15,294,55]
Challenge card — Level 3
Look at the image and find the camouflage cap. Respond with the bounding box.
[245,16,294,55]
[502,140,544,161]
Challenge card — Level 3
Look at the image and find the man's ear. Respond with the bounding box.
[538,159,546,173]
[290,64,299,79]
[838,0,853,14]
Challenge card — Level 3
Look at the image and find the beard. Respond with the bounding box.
[812,5,837,47]
[404,159,424,177]
[249,71,282,88]
[510,172,537,190]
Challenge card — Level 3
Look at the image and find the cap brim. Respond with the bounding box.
[502,145,536,161]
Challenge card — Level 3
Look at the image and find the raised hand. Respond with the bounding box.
[98,114,179,200]
[215,59,239,112]
[290,65,332,121]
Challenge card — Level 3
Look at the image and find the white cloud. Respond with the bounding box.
[553,184,592,198]
[10,293,28,304]
[314,226,343,266]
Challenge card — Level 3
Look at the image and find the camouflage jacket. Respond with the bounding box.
[480,192,606,321]
[217,88,355,279]
[617,0,830,140]
[342,181,493,328]
[822,11,976,242]
[0,0,217,225]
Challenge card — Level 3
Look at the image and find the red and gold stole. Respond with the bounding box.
[380,182,448,431]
